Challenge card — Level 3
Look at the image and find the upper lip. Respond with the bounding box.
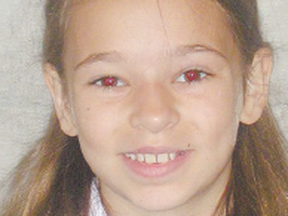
[123,146,190,154]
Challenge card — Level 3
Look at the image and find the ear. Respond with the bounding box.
[240,48,273,125]
[43,63,78,136]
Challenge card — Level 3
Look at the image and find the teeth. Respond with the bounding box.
[126,154,136,161]
[137,154,145,162]
[145,154,157,164]
[169,153,176,160]
[125,152,177,164]
[157,153,169,163]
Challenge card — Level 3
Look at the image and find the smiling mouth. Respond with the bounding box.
[125,152,185,165]
[123,150,191,178]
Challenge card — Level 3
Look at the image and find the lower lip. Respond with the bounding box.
[122,151,192,179]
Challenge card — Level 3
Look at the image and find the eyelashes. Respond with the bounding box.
[176,69,207,83]
[90,76,125,87]
[90,69,208,88]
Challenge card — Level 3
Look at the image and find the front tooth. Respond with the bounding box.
[137,154,145,162]
[169,153,176,161]
[145,154,157,164]
[157,154,169,163]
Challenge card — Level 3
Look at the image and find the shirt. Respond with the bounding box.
[89,179,107,216]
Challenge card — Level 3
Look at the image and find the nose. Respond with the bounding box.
[130,84,179,133]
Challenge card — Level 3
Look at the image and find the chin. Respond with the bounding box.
[127,187,190,213]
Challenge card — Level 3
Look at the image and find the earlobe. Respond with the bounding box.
[240,48,273,125]
[43,63,78,136]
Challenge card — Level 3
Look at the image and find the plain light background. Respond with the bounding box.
[0,0,287,184]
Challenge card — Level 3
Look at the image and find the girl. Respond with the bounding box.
[2,0,288,215]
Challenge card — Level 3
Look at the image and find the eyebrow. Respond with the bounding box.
[74,44,227,71]
[75,51,123,71]
[174,44,228,60]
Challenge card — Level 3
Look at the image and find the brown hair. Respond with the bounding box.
[1,0,288,215]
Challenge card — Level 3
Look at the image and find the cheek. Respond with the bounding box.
[192,81,243,147]
[70,89,133,153]
[183,84,244,182]
[75,104,120,144]
[71,99,124,172]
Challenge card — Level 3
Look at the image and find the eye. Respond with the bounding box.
[176,69,207,83]
[91,76,125,87]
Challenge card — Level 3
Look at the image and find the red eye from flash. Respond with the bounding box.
[101,76,117,87]
[184,70,201,82]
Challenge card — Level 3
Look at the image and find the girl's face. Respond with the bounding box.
[46,0,267,215]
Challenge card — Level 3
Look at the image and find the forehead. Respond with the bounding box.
[64,0,239,68]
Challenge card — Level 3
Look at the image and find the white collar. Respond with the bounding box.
[89,179,107,216]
